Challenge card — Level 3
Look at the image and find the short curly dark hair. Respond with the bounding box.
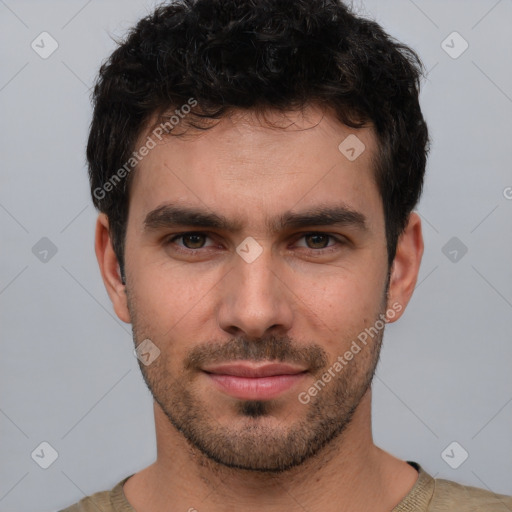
[87,0,429,277]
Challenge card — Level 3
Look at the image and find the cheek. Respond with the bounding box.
[300,265,383,312]
[128,263,223,352]
[293,269,386,347]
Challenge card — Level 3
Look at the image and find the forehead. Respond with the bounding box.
[128,106,383,235]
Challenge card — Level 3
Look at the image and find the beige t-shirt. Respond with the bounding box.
[59,461,512,511]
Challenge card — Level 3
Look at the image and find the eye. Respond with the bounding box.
[293,232,345,253]
[166,232,216,252]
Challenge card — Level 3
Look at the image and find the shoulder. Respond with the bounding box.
[430,476,512,511]
[57,491,113,512]
[57,474,134,512]
[397,461,512,512]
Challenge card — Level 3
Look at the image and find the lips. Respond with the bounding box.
[202,362,308,400]
[202,362,307,378]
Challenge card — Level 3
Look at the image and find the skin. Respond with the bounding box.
[96,105,424,512]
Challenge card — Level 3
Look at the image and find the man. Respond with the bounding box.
[60,0,512,510]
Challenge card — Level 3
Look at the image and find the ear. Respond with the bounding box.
[95,213,131,324]
[386,212,424,323]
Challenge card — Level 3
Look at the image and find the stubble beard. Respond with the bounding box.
[126,288,387,473]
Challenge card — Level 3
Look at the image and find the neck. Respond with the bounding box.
[124,390,418,512]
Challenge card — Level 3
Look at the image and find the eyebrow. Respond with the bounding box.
[143,203,369,234]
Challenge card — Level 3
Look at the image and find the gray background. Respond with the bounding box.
[1,0,511,510]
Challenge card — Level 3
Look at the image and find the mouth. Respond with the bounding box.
[202,362,308,400]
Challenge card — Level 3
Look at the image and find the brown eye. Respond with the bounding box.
[304,233,331,249]
[293,233,345,255]
[166,232,214,252]
[181,233,207,249]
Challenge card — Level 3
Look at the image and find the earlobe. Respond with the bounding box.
[386,212,424,323]
[95,213,131,324]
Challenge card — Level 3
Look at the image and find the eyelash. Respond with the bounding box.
[165,232,346,256]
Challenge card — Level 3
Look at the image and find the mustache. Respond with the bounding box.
[183,334,329,373]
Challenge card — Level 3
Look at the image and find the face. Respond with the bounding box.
[119,106,395,472]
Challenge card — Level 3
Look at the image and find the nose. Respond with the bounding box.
[216,244,294,339]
